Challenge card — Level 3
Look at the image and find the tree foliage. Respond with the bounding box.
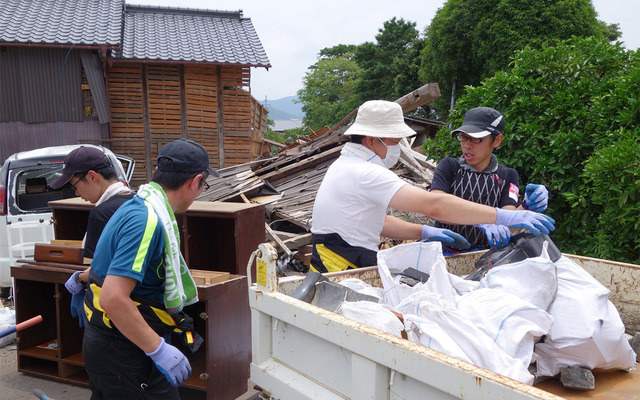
[424,37,640,263]
[297,46,362,131]
[420,0,616,117]
[298,19,426,130]
[354,18,424,103]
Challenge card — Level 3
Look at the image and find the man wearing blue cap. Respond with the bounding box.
[82,139,219,399]
[430,107,549,249]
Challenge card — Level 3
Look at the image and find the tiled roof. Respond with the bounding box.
[0,0,123,46]
[118,5,271,66]
[0,1,271,67]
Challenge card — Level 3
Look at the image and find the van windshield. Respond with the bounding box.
[14,166,77,213]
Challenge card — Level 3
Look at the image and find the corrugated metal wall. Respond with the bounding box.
[0,47,108,163]
[0,47,83,123]
[0,120,107,163]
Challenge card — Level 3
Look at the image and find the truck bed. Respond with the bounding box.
[250,246,640,399]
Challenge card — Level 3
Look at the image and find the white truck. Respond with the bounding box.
[247,243,639,400]
[0,144,134,294]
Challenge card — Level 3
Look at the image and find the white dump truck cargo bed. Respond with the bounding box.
[248,244,640,400]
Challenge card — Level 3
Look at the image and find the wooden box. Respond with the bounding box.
[34,243,84,265]
[190,270,230,285]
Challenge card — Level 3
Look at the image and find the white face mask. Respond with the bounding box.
[379,139,401,168]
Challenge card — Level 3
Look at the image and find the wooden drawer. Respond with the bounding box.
[34,243,84,265]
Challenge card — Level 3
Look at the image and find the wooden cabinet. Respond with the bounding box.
[12,198,265,400]
[11,264,87,385]
[49,198,265,277]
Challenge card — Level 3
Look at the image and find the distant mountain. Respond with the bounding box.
[260,96,304,120]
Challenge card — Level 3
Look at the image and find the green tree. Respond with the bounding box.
[424,37,640,263]
[420,0,615,118]
[297,46,362,130]
[264,126,309,155]
[355,18,424,104]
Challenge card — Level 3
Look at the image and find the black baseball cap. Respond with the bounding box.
[451,107,506,138]
[157,139,219,177]
[50,146,111,189]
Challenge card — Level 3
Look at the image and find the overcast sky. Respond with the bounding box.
[130,0,639,101]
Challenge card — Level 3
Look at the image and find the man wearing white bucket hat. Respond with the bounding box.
[310,100,555,273]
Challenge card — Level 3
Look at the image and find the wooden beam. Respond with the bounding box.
[265,223,293,257]
[395,83,441,113]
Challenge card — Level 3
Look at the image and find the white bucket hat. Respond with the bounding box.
[344,100,416,138]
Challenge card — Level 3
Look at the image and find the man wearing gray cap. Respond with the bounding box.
[82,139,218,399]
[431,107,549,249]
[310,101,555,273]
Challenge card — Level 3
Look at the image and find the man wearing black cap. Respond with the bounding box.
[430,107,549,249]
[50,146,134,296]
[81,139,218,399]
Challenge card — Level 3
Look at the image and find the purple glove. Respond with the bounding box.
[522,184,549,212]
[421,225,470,250]
[495,208,555,236]
[475,224,512,248]
[65,271,85,295]
[145,339,191,387]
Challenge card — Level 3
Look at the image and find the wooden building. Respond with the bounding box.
[0,0,271,186]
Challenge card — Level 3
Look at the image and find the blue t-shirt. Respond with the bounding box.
[91,196,166,304]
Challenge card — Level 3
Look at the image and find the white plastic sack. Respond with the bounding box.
[448,273,479,295]
[398,291,535,385]
[0,307,16,347]
[337,301,405,338]
[338,278,384,301]
[377,242,457,307]
[534,256,637,376]
[457,288,554,372]
[478,254,558,310]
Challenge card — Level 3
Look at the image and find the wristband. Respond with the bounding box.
[74,272,87,287]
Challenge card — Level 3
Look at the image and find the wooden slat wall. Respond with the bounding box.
[184,65,220,168]
[250,96,268,158]
[108,65,147,186]
[146,64,183,178]
[107,63,261,187]
[220,66,252,166]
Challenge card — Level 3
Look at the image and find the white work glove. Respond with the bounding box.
[145,339,192,387]
[495,208,555,236]
[522,184,549,212]
[475,224,512,248]
[421,225,471,250]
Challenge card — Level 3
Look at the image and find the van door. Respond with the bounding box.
[115,155,135,183]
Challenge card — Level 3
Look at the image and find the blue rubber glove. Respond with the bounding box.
[475,224,512,248]
[65,271,85,295]
[145,339,192,387]
[495,208,555,236]
[522,184,549,212]
[421,225,471,250]
[70,288,86,327]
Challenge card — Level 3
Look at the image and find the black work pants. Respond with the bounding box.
[83,322,180,400]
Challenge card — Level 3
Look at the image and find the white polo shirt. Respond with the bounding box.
[311,142,407,251]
